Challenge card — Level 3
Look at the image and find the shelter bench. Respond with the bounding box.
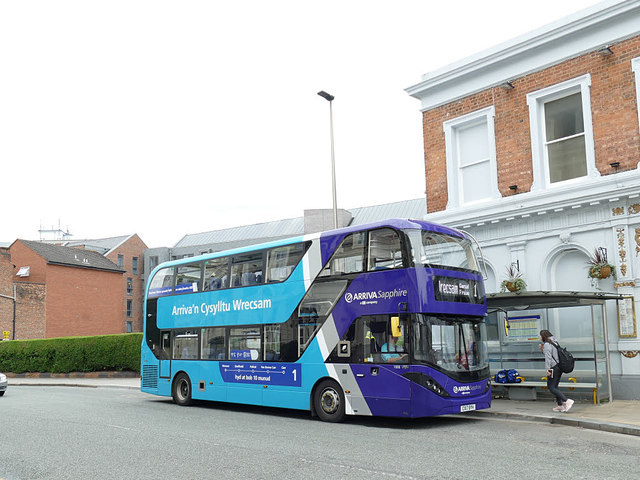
[491,376,599,404]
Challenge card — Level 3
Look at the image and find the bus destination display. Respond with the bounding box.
[434,276,484,304]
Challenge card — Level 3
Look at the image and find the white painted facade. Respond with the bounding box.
[407,0,640,397]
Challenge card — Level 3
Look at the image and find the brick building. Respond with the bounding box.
[0,247,16,339]
[406,0,640,397]
[2,240,125,339]
[62,235,148,333]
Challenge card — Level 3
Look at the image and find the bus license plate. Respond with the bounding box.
[460,404,476,412]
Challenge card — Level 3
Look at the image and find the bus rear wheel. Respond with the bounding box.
[314,379,345,423]
[172,373,193,406]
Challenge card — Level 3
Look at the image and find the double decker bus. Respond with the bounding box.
[141,219,490,422]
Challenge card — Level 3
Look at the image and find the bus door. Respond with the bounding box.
[357,314,411,413]
[159,331,171,378]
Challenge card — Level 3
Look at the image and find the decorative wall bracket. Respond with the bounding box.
[620,350,640,358]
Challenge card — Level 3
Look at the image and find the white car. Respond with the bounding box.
[0,372,7,396]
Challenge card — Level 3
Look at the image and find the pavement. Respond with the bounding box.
[465,398,640,437]
[5,373,640,436]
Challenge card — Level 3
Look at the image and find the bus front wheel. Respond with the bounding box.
[172,373,193,406]
[314,379,345,423]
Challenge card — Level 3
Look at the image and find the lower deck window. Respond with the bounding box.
[173,330,198,359]
[202,327,225,360]
[229,328,261,361]
[264,325,281,361]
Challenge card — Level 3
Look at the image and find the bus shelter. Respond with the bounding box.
[486,291,624,403]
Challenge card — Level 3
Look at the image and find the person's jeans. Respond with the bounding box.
[547,365,568,405]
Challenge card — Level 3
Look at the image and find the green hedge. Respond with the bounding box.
[0,333,142,374]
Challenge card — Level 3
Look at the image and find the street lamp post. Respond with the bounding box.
[317,90,338,229]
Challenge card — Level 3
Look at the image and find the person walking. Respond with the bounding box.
[539,330,574,412]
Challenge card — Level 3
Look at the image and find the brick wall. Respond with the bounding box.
[422,35,640,213]
[45,264,123,338]
[11,241,48,284]
[8,240,126,339]
[1,244,48,340]
[105,234,148,333]
[15,283,46,339]
[0,248,14,339]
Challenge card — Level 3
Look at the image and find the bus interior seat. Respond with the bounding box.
[242,272,256,285]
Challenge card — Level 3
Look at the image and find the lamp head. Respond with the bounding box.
[317,91,335,102]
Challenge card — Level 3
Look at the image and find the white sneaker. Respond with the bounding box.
[553,405,565,412]
[563,399,574,413]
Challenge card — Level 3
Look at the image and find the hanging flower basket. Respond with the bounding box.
[587,248,616,280]
[500,264,527,293]
[589,264,613,279]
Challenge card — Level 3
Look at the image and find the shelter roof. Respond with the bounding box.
[487,291,625,310]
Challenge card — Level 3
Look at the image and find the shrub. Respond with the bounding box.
[0,334,142,373]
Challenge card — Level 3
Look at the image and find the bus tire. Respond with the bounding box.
[314,379,345,423]
[172,372,193,406]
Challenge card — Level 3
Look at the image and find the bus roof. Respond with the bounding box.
[150,218,467,272]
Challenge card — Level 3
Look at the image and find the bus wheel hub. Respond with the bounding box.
[321,389,340,413]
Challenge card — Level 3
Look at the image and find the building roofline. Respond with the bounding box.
[16,239,125,273]
[105,234,135,256]
[405,0,640,110]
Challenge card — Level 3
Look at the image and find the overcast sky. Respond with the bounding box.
[1,0,603,248]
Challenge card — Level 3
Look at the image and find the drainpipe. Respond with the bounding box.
[0,285,16,340]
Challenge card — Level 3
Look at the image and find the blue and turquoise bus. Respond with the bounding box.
[141,219,490,422]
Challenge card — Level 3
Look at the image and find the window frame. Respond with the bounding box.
[527,74,598,191]
[174,261,203,295]
[266,243,308,283]
[147,266,175,297]
[368,228,405,271]
[320,229,408,278]
[443,106,500,209]
[228,327,262,361]
[203,256,230,291]
[230,251,265,287]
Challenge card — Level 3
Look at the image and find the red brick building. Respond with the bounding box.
[0,247,16,339]
[413,37,640,215]
[2,240,125,339]
[63,235,148,333]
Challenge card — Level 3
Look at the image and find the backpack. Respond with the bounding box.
[494,369,522,384]
[551,341,575,373]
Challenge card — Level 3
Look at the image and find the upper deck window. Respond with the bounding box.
[408,230,479,273]
[368,228,403,270]
[319,232,366,277]
[266,243,306,283]
[148,267,174,297]
[204,257,229,290]
[231,252,264,287]
[175,262,202,294]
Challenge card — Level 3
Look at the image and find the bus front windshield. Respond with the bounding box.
[413,314,488,374]
[407,229,479,273]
